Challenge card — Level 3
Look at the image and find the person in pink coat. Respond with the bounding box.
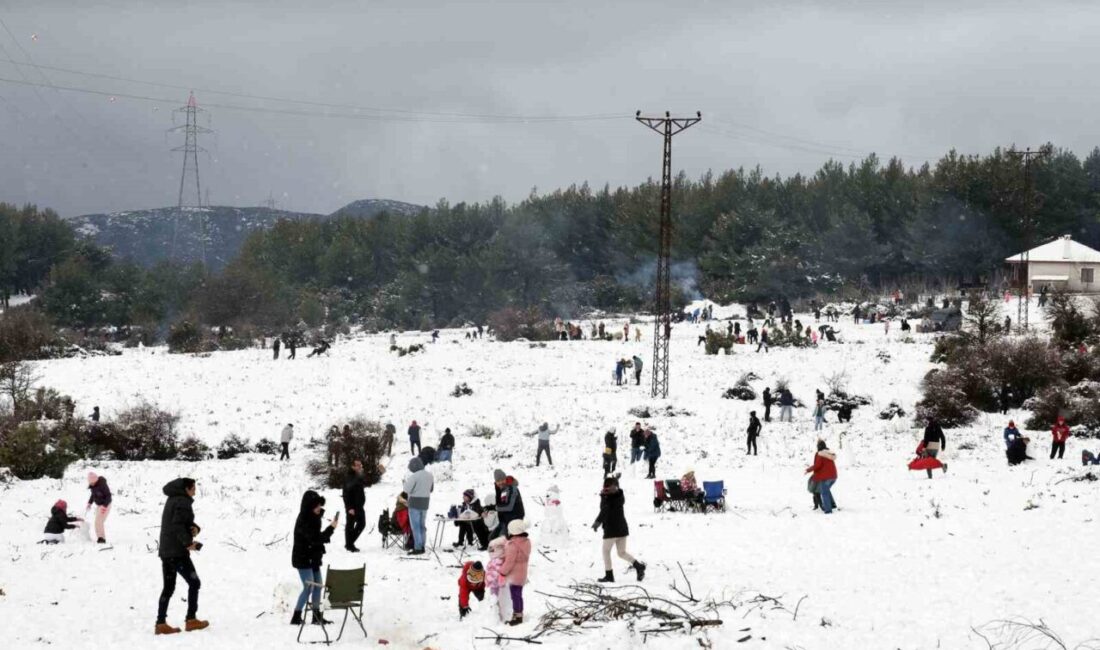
[500,519,531,626]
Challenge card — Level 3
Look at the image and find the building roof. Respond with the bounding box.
[1005,235,1100,264]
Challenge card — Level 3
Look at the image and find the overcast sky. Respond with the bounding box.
[1,0,1098,217]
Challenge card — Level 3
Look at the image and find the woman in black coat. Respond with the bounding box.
[591,477,646,583]
[291,490,338,625]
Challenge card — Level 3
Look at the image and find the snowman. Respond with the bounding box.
[541,485,569,543]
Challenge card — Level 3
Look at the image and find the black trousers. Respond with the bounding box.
[764,404,771,422]
[1051,441,1066,459]
[537,441,552,466]
[646,458,657,478]
[345,507,366,548]
[603,454,617,475]
[458,519,489,548]
[158,556,200,623]
[410,440,421,455]
[280,442,290,460]
[747,435,758,455]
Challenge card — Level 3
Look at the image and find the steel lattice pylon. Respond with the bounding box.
[636,111,701,399]
[169,91,213,266]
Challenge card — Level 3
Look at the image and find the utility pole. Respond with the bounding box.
[636,110,701,399]
[169,91,212,267]
[1008,147,1049,332]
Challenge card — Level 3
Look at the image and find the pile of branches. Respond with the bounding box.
[972,617,1100,650]
[535,582,723,641]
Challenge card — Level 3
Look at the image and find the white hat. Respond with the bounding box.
[507,519,528,536]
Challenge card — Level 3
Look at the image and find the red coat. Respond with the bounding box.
[394,508,410,535]
[457,561,485,608]
[1052,424,1071,443]
[808,450,837,481]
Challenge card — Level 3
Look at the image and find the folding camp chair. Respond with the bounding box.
[297,565,368,644]
[702,481,727,512]
[378,509,410,551]
[664,480,690,512]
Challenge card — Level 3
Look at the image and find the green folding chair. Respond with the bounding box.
[296,565,367,645]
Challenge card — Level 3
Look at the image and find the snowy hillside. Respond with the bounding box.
[3,310,1098,648]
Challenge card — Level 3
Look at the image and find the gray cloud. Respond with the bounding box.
[1,0,1098,217]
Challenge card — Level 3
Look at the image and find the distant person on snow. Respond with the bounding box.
[591,476,646,584]
[280,424,294,461]
[805,439,838,514]
[813,398,827,431]
[403,457,434,555]
[287,335,297,360]
[1007,436,1033,465]
[500,519,532,626]
[457,561,486,619]
[922,418,946,467]
[535,422,558,467]
[778,388,795,422]
[629,422,645,464]
[614,359,625,386]
[488,469,525,540]
[642,429,661,479]
[762,387,773,422]
[156,478,208,635]
[307,339,330,357]
[603,429,618,475]
[290,490,338,626]
[632,355,643,386]
[746,411,762,456]
[1003,420,1021,447]
[91,406,101,423]
[756,327,769,353]
[41,499,82,544]
[86,471,112,544]
[272,337,281,359]
[408,420,422,455]
[342,459,366,552]
[437,427,455,462]
[1051,416,1071,459]
[382,422,396,456]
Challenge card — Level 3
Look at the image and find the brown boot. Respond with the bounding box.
[185,618,209,632]
[507,613,523,626]
[154,623,181,635]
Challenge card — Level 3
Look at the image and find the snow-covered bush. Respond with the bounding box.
[487,307,555,343]
[216,434,251,460]
[14,386,75,421]
[722,373,756,400]
[82,402,181,460]
[1024,381,1100,437]
[1045,289,1094,349]
[913,367,979,427]
[178,436,212,461]
[307,418,385,489]
[469,424,496,439]
[878,401,906,420]
[167,320,207,354]
[704,331,734,355]
[0,422,76,479]
[253,437,279,455]
[0,307,64,363]
[450,382,474,397]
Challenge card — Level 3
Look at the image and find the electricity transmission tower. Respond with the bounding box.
[1008,147,1049,332]
[169,92,212,266]
[636,110,701,399]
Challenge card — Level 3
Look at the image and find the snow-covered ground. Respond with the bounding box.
[2,307,1099,649]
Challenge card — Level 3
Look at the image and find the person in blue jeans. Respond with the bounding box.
[805,439,838,514]
[290,490,338,625]
[403,457,434,554]
[629,423,645,464]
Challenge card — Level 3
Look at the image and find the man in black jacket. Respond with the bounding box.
[762,388,773,423]
[628,423,645,464]
[342,459,367,552]
[156,478,208,635]
[746,411,762,456]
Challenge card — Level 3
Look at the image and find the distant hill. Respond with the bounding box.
[70,199,425,270]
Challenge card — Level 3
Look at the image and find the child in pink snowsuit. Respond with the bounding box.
[486,536,511,621]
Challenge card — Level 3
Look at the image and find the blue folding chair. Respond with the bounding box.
[702,481,727,512]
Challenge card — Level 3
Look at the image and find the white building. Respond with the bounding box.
[1005,235,1100,293]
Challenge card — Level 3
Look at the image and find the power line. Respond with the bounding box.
[0,57,625,123]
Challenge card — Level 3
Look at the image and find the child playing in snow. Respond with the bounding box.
[486,537,512,622]
[500,519,532,626]
[41,499,82,544]
[457,561,486,619]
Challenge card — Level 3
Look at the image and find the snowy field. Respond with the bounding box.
[2,305,1099,649]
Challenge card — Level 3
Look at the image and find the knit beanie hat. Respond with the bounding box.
[87,471,98,484]
[493,469,506,482]
[507,519,528,536]
[463,489,475,501]
[54,499,67,511]
[466,561,485,584]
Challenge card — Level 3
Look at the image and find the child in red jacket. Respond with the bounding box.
[457,561,485,619]
[1051,416,1071,460]
[805,440,838,514]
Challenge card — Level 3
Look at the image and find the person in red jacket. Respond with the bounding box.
[805,439,838,514]
[457,561,486,619]
[1051,415,1071,459]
